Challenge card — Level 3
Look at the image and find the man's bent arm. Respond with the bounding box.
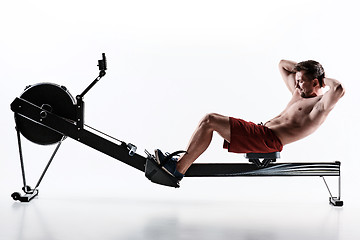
[279,59,297,93]
[316,78,345,113]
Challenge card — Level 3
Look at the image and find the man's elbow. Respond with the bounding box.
[334,83,345,98]
[279,59,286,68]
[279,59,296,72]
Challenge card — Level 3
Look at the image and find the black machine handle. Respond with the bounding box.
[76,53,108,129]
[79,53,107,98]
[98,53,107,72]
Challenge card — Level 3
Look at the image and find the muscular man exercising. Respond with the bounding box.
[155,60,345,181]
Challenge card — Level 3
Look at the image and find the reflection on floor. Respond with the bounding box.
[1,195,358,240]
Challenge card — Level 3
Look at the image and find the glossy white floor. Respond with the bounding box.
[1,174,359,240]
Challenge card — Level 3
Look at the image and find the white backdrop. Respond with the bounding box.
[1,0,359,205]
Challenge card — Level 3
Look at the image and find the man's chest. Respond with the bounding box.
[285,95,322,117]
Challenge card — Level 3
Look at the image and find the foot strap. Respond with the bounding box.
[160,150,187,166]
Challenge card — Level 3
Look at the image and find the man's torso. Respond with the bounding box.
[264,89,329,145]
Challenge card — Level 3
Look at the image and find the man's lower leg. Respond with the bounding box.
[176,121,214,174]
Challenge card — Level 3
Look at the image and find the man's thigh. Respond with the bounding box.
[210,113,231,142]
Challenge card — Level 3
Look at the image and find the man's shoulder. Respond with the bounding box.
[289,89,301,100]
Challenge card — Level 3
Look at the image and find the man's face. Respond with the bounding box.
[295,70,316,98]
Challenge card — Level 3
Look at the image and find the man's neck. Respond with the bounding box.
[303,88,323,98]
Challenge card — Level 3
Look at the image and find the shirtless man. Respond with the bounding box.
[155,60,345,181]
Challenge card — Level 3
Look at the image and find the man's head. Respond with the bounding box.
[294,60,325,98]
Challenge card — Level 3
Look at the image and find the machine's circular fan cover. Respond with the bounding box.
[16,83,76,145]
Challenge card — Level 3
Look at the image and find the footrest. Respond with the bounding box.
[145,157,180,188]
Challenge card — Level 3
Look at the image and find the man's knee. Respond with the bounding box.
[200,113,222,130]
[199,113,230,141]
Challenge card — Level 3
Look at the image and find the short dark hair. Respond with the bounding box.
[294,60,325,87]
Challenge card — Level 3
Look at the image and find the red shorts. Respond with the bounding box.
[223,117,283,153]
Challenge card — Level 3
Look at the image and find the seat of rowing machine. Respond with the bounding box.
[245,152,280,160]
[245,152,280,168]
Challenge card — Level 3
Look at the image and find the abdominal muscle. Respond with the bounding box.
[264,118,316,145]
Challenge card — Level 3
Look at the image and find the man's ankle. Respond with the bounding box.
[173,169,184,180]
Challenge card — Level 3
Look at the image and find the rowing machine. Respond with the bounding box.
[10,53,343,206]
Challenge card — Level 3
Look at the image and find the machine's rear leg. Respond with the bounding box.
[322,176,343,207]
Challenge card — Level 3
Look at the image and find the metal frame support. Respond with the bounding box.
[322,174,343,206]
[12,124,65,202]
